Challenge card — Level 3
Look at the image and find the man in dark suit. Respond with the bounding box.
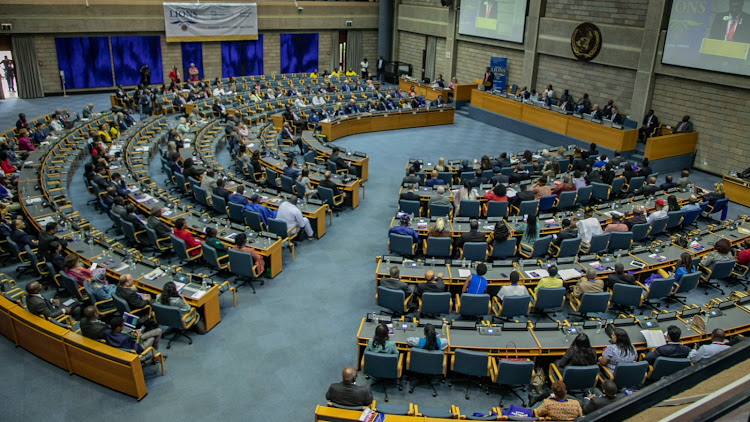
[610,106,624,125]
[115,274,153,318]
[38,222,68,260]
[641,176,660,197]
[282,106,307,133]
[644,325,691,365]
[709,0,750,43]
[326,367,373,407]
[602,100,614,119]
[553,218,578,247]
[80,306,110,340]
[402,167,423,186]
[582,380,621,415]
[482,67,494,89]
[213,178,232,200]
[490,168,509,185]
[173,92,187,115]
[330,147,353,174]
[344,99,359,114]
[414,270,445,298]
[26,281,81,319]
[399,184,421,201]
[638,109,659,142]
[376,56,386,82]
[212,98,227,121]
[660,175,678,191]
[148,206,173,239]
[511,183,535,208]
[674,115,693,133]
[590,104,603,120]
[380,266,414,296]
[606,263,637,289]
[320,171,347,199]
[457,220,486,249]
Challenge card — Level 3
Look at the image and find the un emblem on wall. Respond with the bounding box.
[571,22,602,62]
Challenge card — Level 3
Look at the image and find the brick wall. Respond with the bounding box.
[398,31,425,76]
[34,35,60,95]
[361,29,379,75]
[401,0,444,6]
[318,30,333,73]
[652,75,746,175]
[536,54,636,115]
[161,36,182,83]
[433,37,446,81]
[202,42,222,80]
[544,0,649,27]
[263,32,281,75]
[454,40,524,86]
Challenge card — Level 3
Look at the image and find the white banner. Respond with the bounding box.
[163,2,258,42]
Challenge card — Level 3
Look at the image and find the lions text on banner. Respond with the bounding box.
[163,3,258,42]
[490,56,507,92]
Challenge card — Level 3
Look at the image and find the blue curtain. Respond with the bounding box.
[181,42,203,80]
[54,37,112,89]
[221,36,264,78]
[280,33,318,74]
[111,36,163,86]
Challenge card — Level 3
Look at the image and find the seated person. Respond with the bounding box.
[572,268,604,299]
[641,176,660,197]
[380,266,414,296]
[688,329,730,362]
[599,328,637,372]
[228,185,250,206]
[483,184,508,202]
[204,227,228,258]
[429,186,452,208]
[155,281,206,334]
[457,220,486,249]
[147,206,173,239]
[115,274,153,317]
[233,233,265,274]
[426,217,451,238]
[575,207,603,243]
[582,380,621,415]
[402,167,422,186]
[47,241,66,272]
[10,218,38,250]
[647,199,668,224]
[26,280,81,319]
[399,183,420,201]
[534,265,563,293]
[173,218,202,255]
[64,254,92,288]
[626,205,647,229]
[105,316,162,363]
[244,194,278,226]
[497,270,528,302]
[674,115,693,133]
[676,169,692,189]
[85,268,116,301]
[282,157,300,179]
[604,214,628,233]
[407,323,448,350]
[424,170,445,187]
[606,263,636,289]
[388,214,419,244]
[213,178,231,200]
[660,175,678,191]
[365,322,398,354]
[80,305,110,340]
[325,367,373,407]
[554,218,578,246]
[414,270,445,298]
[645,325,691,365]
[462,263,488,294]
[558,333,597,369]
[534,381,582,421]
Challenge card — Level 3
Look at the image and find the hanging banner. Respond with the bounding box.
[163,3,258,42]
[490,56,507,92]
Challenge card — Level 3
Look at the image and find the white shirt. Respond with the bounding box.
[212,87,225,96]
[497,285,529,301]
[276,201,305,233]
[294,98,308,109]
[647,209,668,225]
[689,342,730,362]
[200,174,217,191]
[576,217,603,243]
[360,60,369,73]
[312,95,326,106]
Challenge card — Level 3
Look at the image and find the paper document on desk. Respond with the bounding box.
[525,269,549,278]
[25,197,42,205]
[458,269,471,278]
[641,330,666,348]
[144,268,165,281]
[558,269,582,280]
[190,290,205,299]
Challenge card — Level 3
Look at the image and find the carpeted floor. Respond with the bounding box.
[0,93,746,421]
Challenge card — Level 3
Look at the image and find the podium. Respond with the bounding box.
[700,38,750,59]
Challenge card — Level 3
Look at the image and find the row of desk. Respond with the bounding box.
[398,77,474,103]
[355,294,750,363]
[319,108,455,142]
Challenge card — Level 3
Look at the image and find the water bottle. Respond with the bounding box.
[518,259,524,274]
[201,279,208,291]
[616,253,622,264]
[596,320,602,334]
[462,258,467,267]
[565,328,571,342]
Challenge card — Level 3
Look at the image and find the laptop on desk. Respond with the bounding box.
[121,312,140,335]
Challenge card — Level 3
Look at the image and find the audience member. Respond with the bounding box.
[535,381,582,420]
[689,329,730,362]
[599,328,637,371]
[407,323,448,350]
[645,325,690,365]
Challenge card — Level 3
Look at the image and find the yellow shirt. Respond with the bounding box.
[330,71,340,77]
[109,126,120,139]
[309,72,318,78]
[97,130,111,144]
[346,70,357,76]
[534,276,563,293]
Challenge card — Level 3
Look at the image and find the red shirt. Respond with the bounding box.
[173,228,202,255]
[1,159,15,174]
[483,191,508,202]
[737,248,750,266]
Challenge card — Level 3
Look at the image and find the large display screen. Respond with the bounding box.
[458,0,527,44]
[663,0,750,76]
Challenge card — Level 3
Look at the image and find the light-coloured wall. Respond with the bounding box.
[535,54,636,114]
[544,0,650,27]
[651,75,746,175]
[398,31,425,76]
[454,40,524,86]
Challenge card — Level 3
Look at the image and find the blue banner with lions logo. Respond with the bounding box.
[490,56,507,91]
[163,3,258,42]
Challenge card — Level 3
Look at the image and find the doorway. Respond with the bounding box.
[0,50,16,99]
[337,30,348,72]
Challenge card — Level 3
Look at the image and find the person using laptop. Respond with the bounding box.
[116,274,158,329]
[156,281,206,334]
[105,316,163,363]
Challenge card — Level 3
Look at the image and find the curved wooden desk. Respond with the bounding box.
[471,90,637,152]
[319,108,455,142]
[723,174,750,208]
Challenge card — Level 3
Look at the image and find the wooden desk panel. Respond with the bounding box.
[644,132,698,160]
[471,90,639,152]
[522,105,568,135]
[10,307,71,371]
[320,108,454,142]
[470,89,522,120]
[453,83,474,102]
[0,296,17,342]
[63,333,147,400]
[567,117,638,151]
[398,78,449,102]
[723,175,750,208]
